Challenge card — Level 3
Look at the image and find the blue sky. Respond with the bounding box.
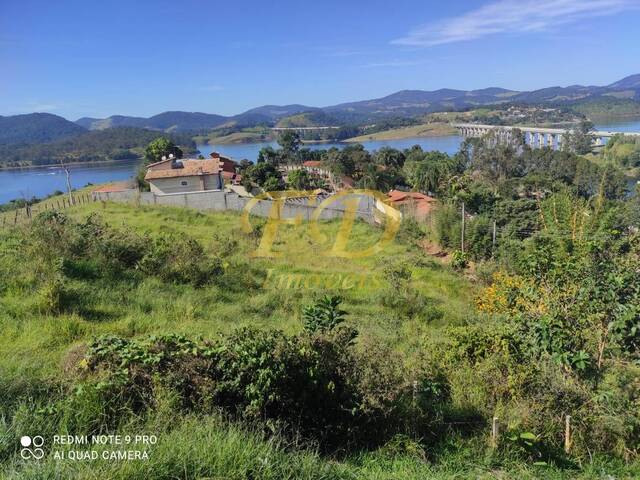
[1,0,639,120]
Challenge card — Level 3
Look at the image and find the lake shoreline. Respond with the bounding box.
[344,123,458,142]
[0,157,142,172]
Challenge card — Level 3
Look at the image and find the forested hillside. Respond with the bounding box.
[0,127,196,167]
[0,113,86,145]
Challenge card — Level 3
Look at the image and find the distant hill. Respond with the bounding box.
[76,105,319,133]
[0,113,86,145]
[23,72,636,134]
[0,127,196,167]
[144,111,228,131]
[276,111,339,128]
[238,104,319,121]
[323,88,520,121]
[608,74,640,90]
[75,112,228,132]
[76,115,148,130]
[322,75,639,122]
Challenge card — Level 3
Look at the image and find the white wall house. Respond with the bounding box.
[145,157,223,195]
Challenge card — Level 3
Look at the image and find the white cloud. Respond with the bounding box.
[392,0,638,47]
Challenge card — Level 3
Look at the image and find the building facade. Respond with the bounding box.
[145,157,223,195]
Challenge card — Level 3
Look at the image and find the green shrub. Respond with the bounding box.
[302,295,347,333]
[76,324,414,451]
[466,215,493,260]
[433,202,461,250]
[38,274,69,314]
[450,250,469,270]
[93,226,149,272]
[379,261,442,320]
[138,235,223,287]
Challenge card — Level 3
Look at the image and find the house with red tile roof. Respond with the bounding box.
[388,190,437,220]
[92,181,135,194]
[211,152,243,185]
[145,156,223,195]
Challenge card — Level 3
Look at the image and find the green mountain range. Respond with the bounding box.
[1,74,639,146]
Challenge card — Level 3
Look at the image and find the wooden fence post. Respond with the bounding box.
[491,417,499,448]
[564,415,572,454]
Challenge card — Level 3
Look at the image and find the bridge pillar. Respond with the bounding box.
[527,132,534,147]
[594,137,604,147]
[556,134,562,150]
[538,132,545,149]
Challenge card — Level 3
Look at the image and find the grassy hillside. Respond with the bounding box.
[346,123,457,142]
[194,127,274,145]
[1,200,638,479]
[0,202,472,381]
[276,111,339,128]
[570,97,640,120]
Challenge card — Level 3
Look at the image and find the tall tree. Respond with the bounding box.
[144,137,183,165]
[287,169,315,190]
[374,147,405,169]
[257,146,279,165]
[562,120,595,155]
[277,131,301,161]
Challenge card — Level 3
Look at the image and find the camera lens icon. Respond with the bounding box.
[20,435,45,460]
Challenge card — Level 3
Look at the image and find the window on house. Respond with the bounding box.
[180,181,188,186]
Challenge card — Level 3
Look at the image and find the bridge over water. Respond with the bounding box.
[453,123,640,150]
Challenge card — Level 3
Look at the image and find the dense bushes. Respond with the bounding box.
[27,211,232,288]
[434,322,640,460]
[76,321,413,451]
[138,236,223,287]
[379,261,443,321]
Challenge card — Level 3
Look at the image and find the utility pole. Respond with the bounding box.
[461,202,465,253]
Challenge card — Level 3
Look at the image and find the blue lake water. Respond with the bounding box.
[595,118,640,132]
[0,159,142,204]
[1,118,639,205]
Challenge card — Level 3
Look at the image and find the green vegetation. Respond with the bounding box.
[571,97,640,120]
[346,123,457,142]
[275,111,338,128]
[0,128,196,168]
[0,113,86,145]
[561,120,595,155]
[1,190,639,477]
[428,105,584,127]
[193,127,274,145]
[2,118,640,478]
[603,133,640,168]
